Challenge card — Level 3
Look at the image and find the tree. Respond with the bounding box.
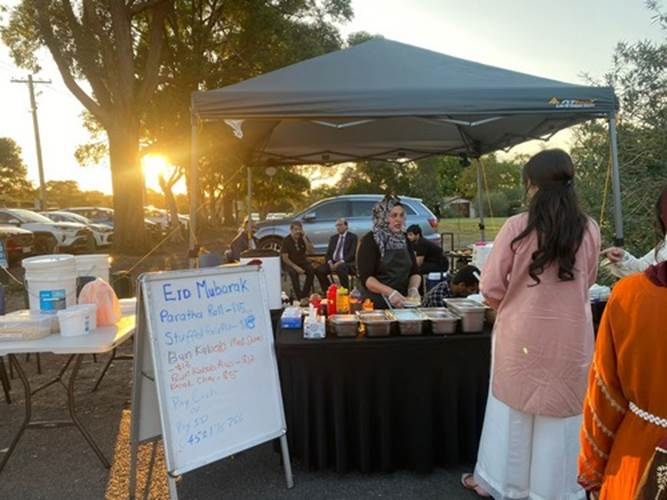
[571,2,666,256]
[0,137,34,205]
[347,31,383,46]
[2,1,171,254]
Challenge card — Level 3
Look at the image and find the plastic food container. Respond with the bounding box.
[357,311,394,337]
[57,306,93,337]
[420,308,460,334]
[328,314,359,337]
[444,299,486,333]
[389,309,425,335]
[0,313,52,341]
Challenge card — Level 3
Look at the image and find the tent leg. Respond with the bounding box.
[247,166,253,233]
[189,117,199,268]
[475,158,486,242]
[608,114,624,246]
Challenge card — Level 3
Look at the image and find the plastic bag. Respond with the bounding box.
[78,278,121,326]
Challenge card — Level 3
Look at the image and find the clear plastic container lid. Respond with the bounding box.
[0,312,52,340]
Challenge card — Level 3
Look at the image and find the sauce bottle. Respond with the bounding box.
[336,287,350,314]
[327,284,337,315]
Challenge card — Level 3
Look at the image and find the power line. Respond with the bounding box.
[10,75,52,210]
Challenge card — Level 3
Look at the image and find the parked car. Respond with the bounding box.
[0,225,34,266]
[63,206,164,242]
[41,211,113,248]
[0,208,95,253]
[144,206,190,232]
[266,212,289,220]
[254,194,440,254]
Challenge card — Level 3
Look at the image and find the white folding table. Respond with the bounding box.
[0,315,136,473]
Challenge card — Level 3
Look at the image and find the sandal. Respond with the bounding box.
[460,473,491,497]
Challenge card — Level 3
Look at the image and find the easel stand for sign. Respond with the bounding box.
[128,266,294,499]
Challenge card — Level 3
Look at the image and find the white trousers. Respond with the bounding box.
[474,337,587,500]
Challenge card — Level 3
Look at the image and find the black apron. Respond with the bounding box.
[361,247,413,309]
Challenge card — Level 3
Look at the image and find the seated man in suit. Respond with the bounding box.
[406,224,448,275]
[315,218,358,290]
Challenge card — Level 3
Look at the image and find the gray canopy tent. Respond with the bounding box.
[189,38,622,248]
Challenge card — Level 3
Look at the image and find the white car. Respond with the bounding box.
[42,211,113,248]
[0,208,95,254]
[144,206,190,231]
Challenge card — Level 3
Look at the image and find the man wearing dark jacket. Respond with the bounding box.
[316,218,358,290]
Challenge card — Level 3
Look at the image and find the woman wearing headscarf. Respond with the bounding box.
[461,149,601,499]
[577,186,667,499]
[356,195,421,309]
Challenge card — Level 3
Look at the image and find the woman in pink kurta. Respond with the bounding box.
[462,149,601,499]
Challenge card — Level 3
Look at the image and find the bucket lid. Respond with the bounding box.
[23,254,76,271]
[75,254,110,265]
[57,306,89,318]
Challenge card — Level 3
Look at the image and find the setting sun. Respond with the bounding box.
[141,153,186,193]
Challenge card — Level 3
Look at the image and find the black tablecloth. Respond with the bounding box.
[276,327,491,473]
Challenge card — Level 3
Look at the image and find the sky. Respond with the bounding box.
[0,0,664,195]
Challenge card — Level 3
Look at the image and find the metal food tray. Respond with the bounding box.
[418,307,460,335]
[387,309,425,336]
[357,310,394,337]
[444,299,486,333]
[328,314,359,337]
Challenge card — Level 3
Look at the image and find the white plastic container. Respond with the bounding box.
[240,249,282,310]
[76,303,98,330]
[0,313,52,341]
[23,254,77,315]
[472,242,494,272]
[4,309,59,334]
[74,254,110,282]
[57,306,93,337]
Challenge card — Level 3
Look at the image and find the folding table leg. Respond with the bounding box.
[67,354,111,468]
[92,348,117,392]
[0,355,32,473]
[0,357,11,404]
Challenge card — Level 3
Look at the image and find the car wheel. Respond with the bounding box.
[259,236,283,252]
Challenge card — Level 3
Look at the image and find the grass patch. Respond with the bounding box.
[438,217,508,249]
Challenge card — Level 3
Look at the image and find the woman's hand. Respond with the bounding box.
[387,290,406,308]
[601,247,625,263]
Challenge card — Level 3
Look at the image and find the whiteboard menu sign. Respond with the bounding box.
[140,266,286,476]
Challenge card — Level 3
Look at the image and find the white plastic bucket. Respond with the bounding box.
[74,254,110,282]
[23,254,77,315]
[57,305,93,337]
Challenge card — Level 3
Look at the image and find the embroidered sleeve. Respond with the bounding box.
[578,295,627,491]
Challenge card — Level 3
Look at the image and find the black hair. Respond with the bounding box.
[511,149,588,286]
[406,224,422,236]
[452,265,480,287]
[655,186,667,259]
[290,221,303,230]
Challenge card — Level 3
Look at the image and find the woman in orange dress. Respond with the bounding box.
[578,186,667,499]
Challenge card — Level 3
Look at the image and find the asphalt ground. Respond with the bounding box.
[0,340,479,500]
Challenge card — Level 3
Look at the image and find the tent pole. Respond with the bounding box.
[608,114,624,246]
[247,166,253,233]
[189,117,199,268]
[475,158,486,242]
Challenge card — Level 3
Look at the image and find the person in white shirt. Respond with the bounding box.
[601,187,667,277]
[315,218,358,290]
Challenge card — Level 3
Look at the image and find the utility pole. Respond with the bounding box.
[11,75,51,210]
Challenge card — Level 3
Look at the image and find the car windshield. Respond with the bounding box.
[53,212,91,224]
[8,209,54,224]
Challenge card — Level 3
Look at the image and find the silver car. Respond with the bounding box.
[254,194,440,254]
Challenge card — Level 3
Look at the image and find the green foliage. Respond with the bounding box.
[455,155,523,200]
[0,137,35,204]
[571,3,667,256]
[346,31,384,46]
[242,167,311,217]
[44,180,111,208]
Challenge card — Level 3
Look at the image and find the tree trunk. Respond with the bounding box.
[222,189,235,226]
[108,126,149,255]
